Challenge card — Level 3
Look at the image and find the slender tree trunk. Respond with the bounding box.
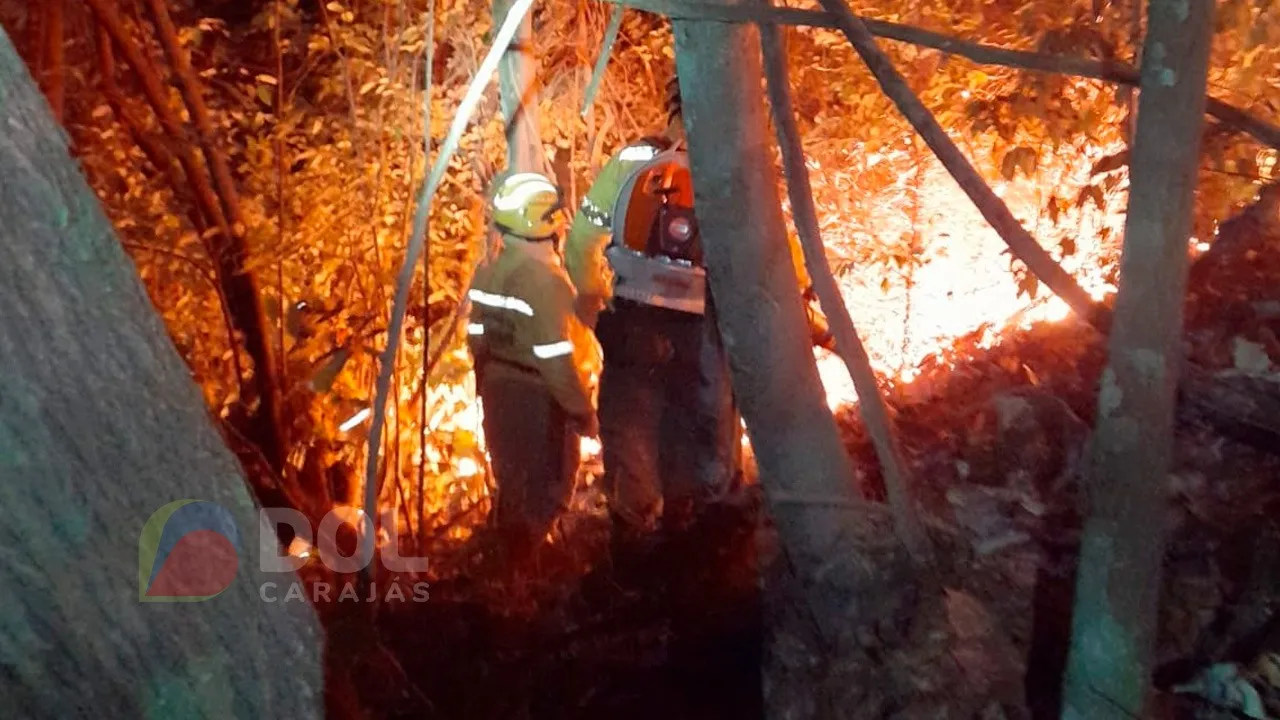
[758,13,932,566]
[495,0,547,174]
[417,1,436,552]
[139,0,288,473]
[671,0,866,643]
[91,24,248,393]
[0,28,322,717]
[39,0,65,121]
[1059,2,1214,718]
[83,0,290,479]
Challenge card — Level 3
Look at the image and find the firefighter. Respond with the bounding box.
[563,80,687,328]
[565,76,742,566]
[467,171,602,566]
[566,76,836,568]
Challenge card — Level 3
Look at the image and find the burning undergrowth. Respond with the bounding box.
[318,210,1280,718]
[805,212,1280,719]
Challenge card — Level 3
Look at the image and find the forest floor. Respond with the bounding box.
[319,226,1280,720]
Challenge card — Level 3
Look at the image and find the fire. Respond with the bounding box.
[579,435,602,458]
[809,139,1127,408]
[403,136,1132,524]
[456,456,482,477]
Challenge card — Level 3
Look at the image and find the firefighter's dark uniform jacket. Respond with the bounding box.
[466,234,601,552]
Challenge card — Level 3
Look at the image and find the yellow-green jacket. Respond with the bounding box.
[564,141,667,327]
[467,235,602,422]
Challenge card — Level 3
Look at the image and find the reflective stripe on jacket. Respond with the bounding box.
[467,235,602,421]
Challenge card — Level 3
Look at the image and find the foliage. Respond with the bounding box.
[2,0,1279,537]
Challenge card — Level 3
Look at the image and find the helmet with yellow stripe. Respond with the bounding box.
[489,171,565,240]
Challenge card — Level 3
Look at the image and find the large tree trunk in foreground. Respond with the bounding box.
[671,0,871,645]
[1059,2,1213,718]
[0,30,322,718]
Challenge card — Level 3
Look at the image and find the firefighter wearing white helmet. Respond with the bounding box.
[467,171,602,565]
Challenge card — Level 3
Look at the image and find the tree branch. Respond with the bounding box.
[813,0,1109,330]
[94,23,247,395]
[120,242,216,279]
[580,3,624,117]
[603,0,1280,151]
[760,12,932,565]
[82,0,232,238]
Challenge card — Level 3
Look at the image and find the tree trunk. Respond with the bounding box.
[84,0,290,480]
[0,29,322,718]
[1059,2,1214,718]
[495,0,547,175]
[671,0,870,644]
[39,0,65,122]
[140,0,288,474]
[759,13,932,566]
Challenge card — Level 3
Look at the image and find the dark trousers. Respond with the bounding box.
[596,298,741,532]
[478,362,578,560]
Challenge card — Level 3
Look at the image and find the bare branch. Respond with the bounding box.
[120,242,217,280]
[814,0,1108,328]
[580,4,625,117]
[84,0,289,477]
[604,0,1280,151]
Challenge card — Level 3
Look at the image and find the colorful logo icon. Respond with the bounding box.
[139,500,241,602]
